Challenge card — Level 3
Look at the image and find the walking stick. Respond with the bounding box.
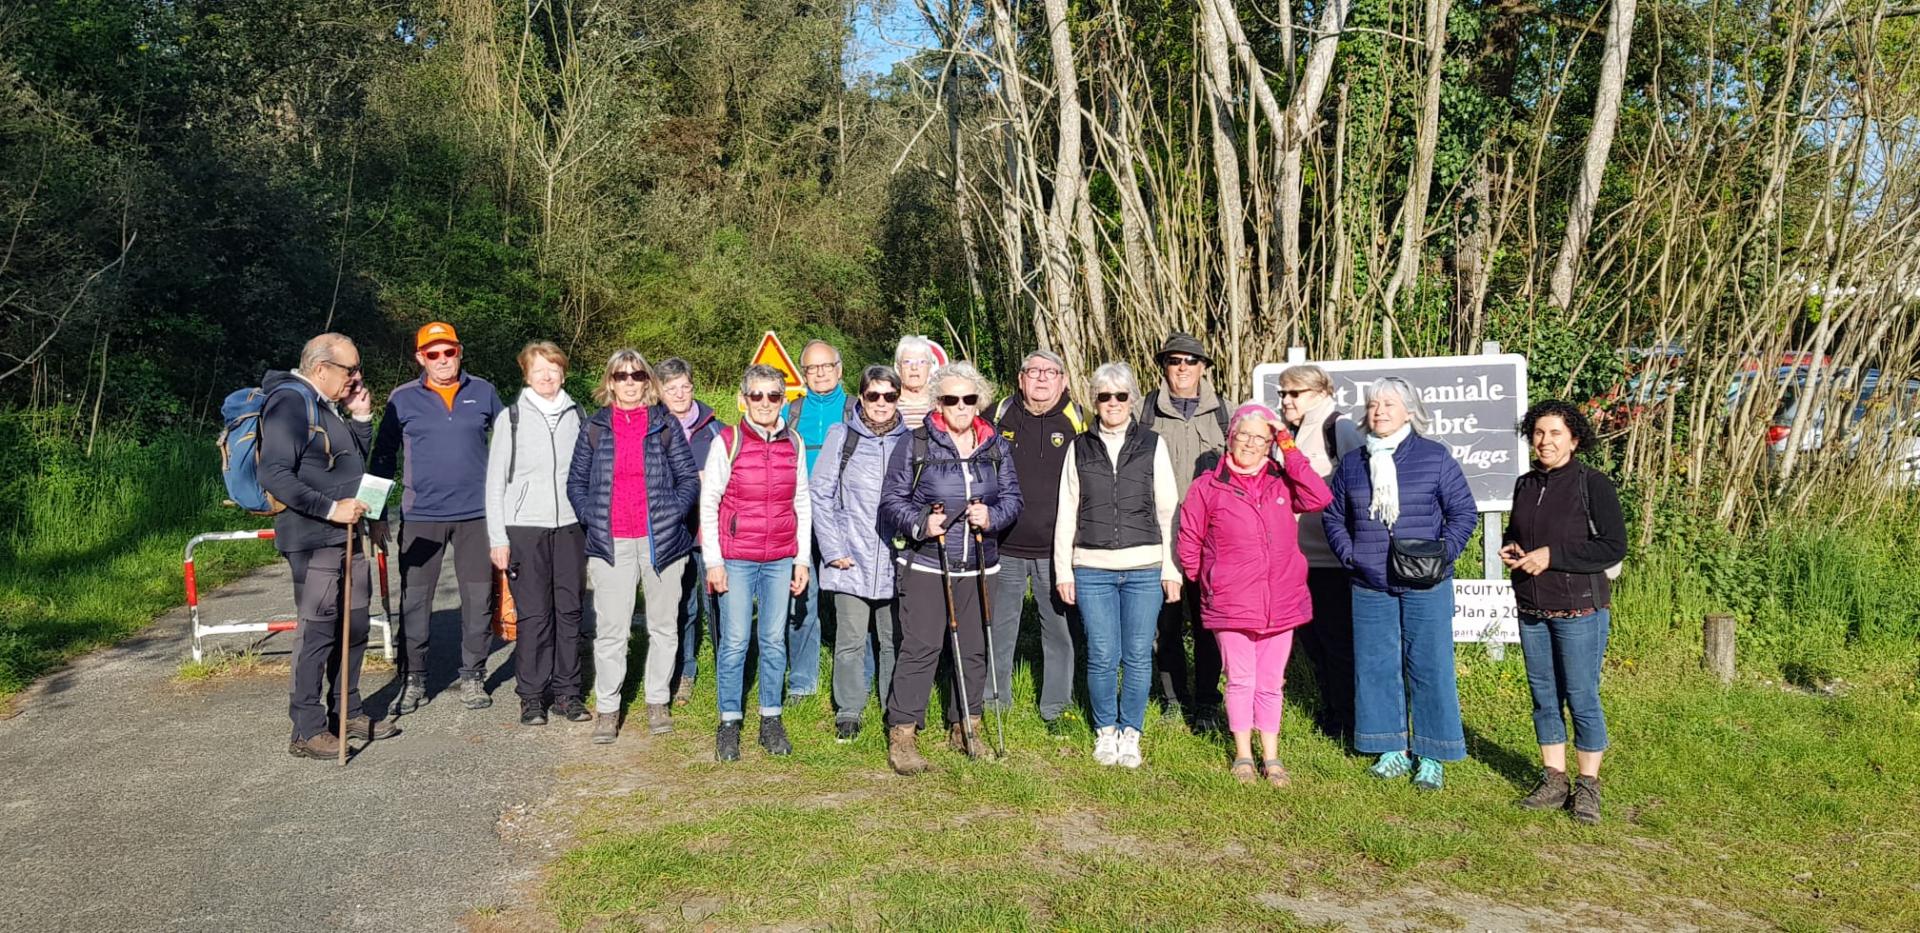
[931,505,978,757]
[339,521,356,766]
[970,499,1006,758]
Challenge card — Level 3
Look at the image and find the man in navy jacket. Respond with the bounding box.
[370,322,505,713]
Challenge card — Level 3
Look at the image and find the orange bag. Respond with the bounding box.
[492,568,518,641]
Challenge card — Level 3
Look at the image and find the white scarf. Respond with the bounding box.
[1365,424,1413,527]
[519,387,576,429]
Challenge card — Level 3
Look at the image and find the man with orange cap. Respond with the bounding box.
[370,322,505,713]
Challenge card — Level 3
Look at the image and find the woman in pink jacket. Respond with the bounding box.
[1176,403,1332,787]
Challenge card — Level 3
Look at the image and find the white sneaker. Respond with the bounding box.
[1117,728,1143,769]
[1093,726,1120,765]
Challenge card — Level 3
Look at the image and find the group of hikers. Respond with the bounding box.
[252,321,1628,824]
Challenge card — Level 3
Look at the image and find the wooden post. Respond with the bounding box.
[1702,613,1736,683]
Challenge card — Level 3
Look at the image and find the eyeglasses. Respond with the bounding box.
[610,370,649,383]
[318,360,363,377]
[898,359,932,368]
[863,390,900,403]
[421,346,461,362]
[744,390,783,403]
[802,362,841,375]
[1231,430,1274,446]
[1095,391,1131,404]
[1164,354,1203,367]
[1022,367,1063,380]
[937,394,980,407]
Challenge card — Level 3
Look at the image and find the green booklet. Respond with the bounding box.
[355,474,395,520]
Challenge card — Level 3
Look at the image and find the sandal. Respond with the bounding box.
[1230,757,1258,784]
[1262,758,1291,788]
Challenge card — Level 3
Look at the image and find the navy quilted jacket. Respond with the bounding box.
[1322,433,1480,594]
[567,403,701,570]
[878,415,1024,575]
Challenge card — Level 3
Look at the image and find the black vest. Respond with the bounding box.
[1073,424,1162,550]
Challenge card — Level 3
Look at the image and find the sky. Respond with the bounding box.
[846,1,935,80]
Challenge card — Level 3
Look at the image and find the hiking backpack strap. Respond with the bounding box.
[1139,390,1159,431]
[505,403,522,484]
[1063,401,1086,434]
[833,426,863,497]
[993,397,1013,427]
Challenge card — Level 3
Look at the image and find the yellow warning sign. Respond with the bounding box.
[748,331,805,402]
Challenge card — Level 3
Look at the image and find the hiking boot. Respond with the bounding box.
[520,699,548,726]
[835,719,860,744]
[1571,775,1603,825]
[647,703,673,735]
[342,716,398,741]
[554,696,593,723]
[887,724,928,775]
[716,720,742,762]
[672,680,694,708]
[1368,750,1412,779]
[460,674,491,710]
[1189,705,1224,734]
[592,712,619,745]
[396,673,427,713]
[1044,717,1073,740]
[947,716,986,758]
[1412,757,1445,792]
[1093,726,1121,766]
[759,715,793,756]
[1116,728,1143,769]
[288,731,343,760]
[1517,767,1571,810]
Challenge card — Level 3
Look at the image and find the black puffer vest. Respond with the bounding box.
[1073,423,1161,550]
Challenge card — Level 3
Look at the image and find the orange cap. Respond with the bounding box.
[415,321,459,350]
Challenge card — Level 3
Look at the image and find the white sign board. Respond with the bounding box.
[1452,579,1520,644]
[1252,353,1529,511]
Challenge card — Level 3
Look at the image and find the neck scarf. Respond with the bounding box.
[1365,424,1414,527]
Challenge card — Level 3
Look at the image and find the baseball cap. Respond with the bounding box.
[416,321,460,350]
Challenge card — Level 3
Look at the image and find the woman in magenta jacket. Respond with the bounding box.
[1176,403,1332,787]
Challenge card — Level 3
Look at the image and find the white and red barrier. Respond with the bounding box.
[183,529,395,663]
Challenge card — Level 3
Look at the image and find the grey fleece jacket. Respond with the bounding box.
[484,389,585,547]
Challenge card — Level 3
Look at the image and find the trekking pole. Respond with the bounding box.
[931,505,978,756]
[339,520,356,766]
[970,499,1006,759]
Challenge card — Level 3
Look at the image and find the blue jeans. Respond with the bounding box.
[676,550,717,688]
[1076,567,1160,732]
[786,555,822,696]
[716,558,793,721]
[1351,583,1465,761]
[1518,609,1611,752]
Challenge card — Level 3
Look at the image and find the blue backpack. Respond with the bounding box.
[218,381,333,514]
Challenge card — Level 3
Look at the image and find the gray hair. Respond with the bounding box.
[740,363,787,395]
[801,339,842,364]
[894,335,935,365]
[929,361,994,408]
[1021,349,1067,373]
[1364,376,1429,433]
[859,364,900,394]
[1089,361,1139,397]
[656,357,693,384]
[1279,363,1335,395]
[299,333,354,372]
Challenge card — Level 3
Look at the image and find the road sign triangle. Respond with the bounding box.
[751,331,803,389]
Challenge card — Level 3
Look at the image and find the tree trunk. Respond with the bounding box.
[1548,0,1638,310]
[1198,0,1249,393]
[1381,0,1451,322]
[1277,0,1354,315]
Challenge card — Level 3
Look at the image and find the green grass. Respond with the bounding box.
[543,630,1920,930]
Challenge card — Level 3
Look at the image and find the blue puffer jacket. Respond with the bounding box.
[809,412,911,599]
[878,414,1024,576]
[567,403,701,569]
[1323,432,1480,594]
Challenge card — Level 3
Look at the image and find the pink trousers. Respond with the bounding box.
[1215,628,1295,734]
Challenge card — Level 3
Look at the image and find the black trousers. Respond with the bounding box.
[398,518,494,677]
[286,542,370,741]
[1154,579,1222,710]
[886,568,987,728]
[1295,567,1357,739]
[507,524,587,702]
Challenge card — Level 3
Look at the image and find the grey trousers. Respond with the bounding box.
[988,555,1075,721]
[398,518,493,678]
[830,592,896,724]
[286,542,370,741]
[587,538,687,713]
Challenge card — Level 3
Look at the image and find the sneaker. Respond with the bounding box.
[288,731,343,760]
[1412,757,1445,791]
[1116,728,1143,769]
[1368,750,1412,779]
[647,703,673,735]
[1571,775,1603,825]
[759,715,792,756]
[554,696,593,723]
[396,673,427,713]
[520,699,548,726]
[716,720,742,761]
[592,712,619,745]
[835,720,860,743]
[1517,767,1571,810]
[338,716,398,741]
[1092,726,1120,766]
[460,674,491,710]
[1044,717,1073,740]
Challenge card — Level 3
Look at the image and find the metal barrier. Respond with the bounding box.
[183,529,394,663]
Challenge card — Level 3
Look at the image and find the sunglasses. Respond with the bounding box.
[1096,391,1131,404]
[744,390,783,403]
[863,390,900,403]
[609,370,650,383]
[937,394,981,407]
[1278,389,1316,399]
[421,346,461,362]
[319,360,363,377]
[1164,354,1204,367]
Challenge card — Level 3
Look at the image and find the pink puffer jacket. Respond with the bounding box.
[1176,446,1333,633]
